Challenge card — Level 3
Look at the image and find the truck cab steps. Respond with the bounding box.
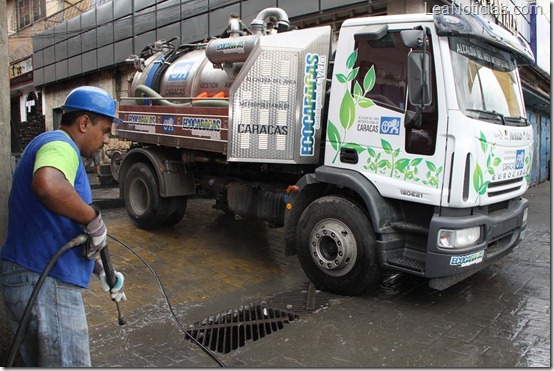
[386,257,425,274]
[389,221,429,234]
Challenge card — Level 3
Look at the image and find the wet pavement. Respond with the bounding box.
[86,173,551,367]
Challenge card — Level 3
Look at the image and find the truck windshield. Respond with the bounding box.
[449,37,526,125]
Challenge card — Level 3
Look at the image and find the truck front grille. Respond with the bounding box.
[487,177,524,198]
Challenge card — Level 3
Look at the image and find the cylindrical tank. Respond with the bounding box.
[205,35,260,65]
[129,52,165,105]
[159,49,232,99]
[129,49,234,105]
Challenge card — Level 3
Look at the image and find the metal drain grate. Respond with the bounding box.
[185,304,298,354]
[261,282,343,315]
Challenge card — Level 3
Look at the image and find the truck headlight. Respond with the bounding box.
[438,226,481,248]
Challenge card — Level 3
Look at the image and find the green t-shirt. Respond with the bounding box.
[33,132,80,186]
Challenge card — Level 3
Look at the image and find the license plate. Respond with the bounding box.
[450,250,485,267]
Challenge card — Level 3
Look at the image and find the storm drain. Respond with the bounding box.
[185,304,298,354]
[261,282,343,315]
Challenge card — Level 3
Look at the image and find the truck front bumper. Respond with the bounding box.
[425,197,528,289]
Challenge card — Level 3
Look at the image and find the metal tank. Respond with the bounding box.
[158,49,232,99]
[126,7,292,106]
[129,49,233,104]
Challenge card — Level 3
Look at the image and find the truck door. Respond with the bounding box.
[326,24,446,206]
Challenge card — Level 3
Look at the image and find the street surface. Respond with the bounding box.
[86,179,551,367]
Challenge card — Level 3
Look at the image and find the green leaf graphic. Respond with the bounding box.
[395,158,410,172]
[354,81,363,99]
[378,160,390,168]
[358,98,375,109]
[426,161,436,172]
[363,65,376,92]
[479,131,487,153]
[473,164,483,193]
[327,120,341,151]
[346,50,358,69]
[381,139,393,155]
[339,91,356,130]
[336,74,348,83]
[347,68,359,82]
[493,157,502,167]
[479,181,490,195]
[367,147,376,157]
[411,158,423,166]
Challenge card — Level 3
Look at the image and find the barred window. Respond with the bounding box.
[16,0,46,30]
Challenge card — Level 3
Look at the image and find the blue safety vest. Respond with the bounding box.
[0,131,94,288]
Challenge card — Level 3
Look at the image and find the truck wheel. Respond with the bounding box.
[296,195,381,295]
[124,162,169,229]
[165,196,187,226]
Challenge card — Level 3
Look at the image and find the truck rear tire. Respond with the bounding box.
[165,196,187,226]
[296,195,381,295]
[124,162,169,229]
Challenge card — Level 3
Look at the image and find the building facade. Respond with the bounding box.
[7,0,551,183]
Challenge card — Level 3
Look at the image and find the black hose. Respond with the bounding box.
[107,233,227,367]
[6,234,88,367]
[6,233,226,368]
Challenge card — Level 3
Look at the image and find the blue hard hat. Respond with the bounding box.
[61,86,120,122]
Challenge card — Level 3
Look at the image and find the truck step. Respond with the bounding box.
[386,257,425,273]
[389,222,429,234]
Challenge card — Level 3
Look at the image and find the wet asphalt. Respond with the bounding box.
[87,174,551,367]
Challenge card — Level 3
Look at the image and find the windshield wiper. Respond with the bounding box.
[505,115,530,126]
[466,109,506,125]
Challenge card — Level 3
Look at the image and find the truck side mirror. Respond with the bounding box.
[407,50,431,107]
[400,30,425,48]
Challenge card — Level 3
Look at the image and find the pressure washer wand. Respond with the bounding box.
[100,245,126,326]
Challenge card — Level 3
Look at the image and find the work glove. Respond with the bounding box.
[93,259,127,302]
[83,204,107,260]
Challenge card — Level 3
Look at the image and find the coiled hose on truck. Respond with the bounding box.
[134,84,229,108]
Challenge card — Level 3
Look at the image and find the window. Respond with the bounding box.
[16,0,46,30]
[354,32,409,112]
[449,37,525,125]
[354,31,438,156]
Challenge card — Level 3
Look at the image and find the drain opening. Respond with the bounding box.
[185,304,298,354]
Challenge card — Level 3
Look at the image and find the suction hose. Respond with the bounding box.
[135,85,229,108]
[6,234,88,367]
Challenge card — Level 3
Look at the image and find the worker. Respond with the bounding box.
[94,145,106,175]
[0,86,127,367]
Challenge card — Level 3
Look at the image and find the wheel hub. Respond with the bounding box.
[129,177,148,215]
[309,218,357,277]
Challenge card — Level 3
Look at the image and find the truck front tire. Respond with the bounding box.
[296,195,381,295]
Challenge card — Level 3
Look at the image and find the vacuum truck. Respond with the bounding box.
[111,6,534,295]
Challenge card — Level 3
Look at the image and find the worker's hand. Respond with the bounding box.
[83,204,107,260]
[94,260,127,302]
[109,271,127,302]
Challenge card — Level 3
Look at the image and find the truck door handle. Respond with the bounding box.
[340,147,358,164]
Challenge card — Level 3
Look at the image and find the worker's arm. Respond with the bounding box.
[31,166,96,225]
